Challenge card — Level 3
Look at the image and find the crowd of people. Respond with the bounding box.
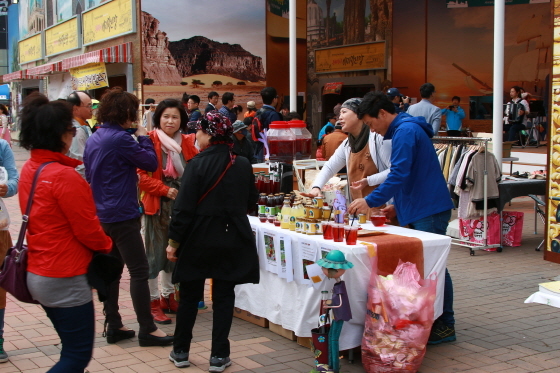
[0,81,538,372]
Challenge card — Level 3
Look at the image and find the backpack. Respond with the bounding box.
[251,106,275,142]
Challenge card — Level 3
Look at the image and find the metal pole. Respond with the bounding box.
[492,0,505,166]
[289,0,297,112]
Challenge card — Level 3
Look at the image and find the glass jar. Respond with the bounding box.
[267,121,295,163]
[288,120,312,160]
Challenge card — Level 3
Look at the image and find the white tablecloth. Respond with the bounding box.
[234,216,451,350]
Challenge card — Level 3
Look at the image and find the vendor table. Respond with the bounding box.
[235,216,451,351]
[497,179,546,250]
[498,179,546,212]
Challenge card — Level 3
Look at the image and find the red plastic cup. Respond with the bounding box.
[322,221,333,240]
[333,223,344,242]
[370,215,386,227]
[345,225,358,245]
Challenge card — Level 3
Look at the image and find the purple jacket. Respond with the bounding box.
[84,123,158,223]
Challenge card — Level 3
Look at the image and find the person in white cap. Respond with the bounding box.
[244,101,257,118]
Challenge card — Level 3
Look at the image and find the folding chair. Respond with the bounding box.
[528,194,545,251]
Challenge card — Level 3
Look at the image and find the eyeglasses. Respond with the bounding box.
[67,127,77,137]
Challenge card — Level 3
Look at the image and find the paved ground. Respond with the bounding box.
[0,144,558,373]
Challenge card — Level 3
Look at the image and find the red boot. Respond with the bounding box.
[161,293,179,314]
[151,299,171,324]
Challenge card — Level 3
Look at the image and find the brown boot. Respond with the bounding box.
[151,299,171,324]
[161,294,179,314]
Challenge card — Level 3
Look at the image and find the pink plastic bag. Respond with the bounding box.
[362,259,437,373]
[459,211,524,247]
[501,211,524,247]
[459,212,500,245]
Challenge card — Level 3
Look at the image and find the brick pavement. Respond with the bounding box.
[0,144,559,373]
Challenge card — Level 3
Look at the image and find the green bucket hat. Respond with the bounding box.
[317,250,354,270]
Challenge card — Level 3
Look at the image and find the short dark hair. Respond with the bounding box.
[208,91,219,100]
[326,113,336,120]
[145,98,155,105]
[96,87,139,125]
[243,117,253,126]
[19,92,73,152]
[152,99,188,132]
[261,87,277,105]
[325,126,334,135]
[222,92,234,105]
[0,104,8,115]
[419,83,435,99]
[182,92,189,104]
[232,104,243,114]
[66,90,91,107]
[285,111,301,120]
[452,96,460,102]
[511,86,522,97]
[358,91,396,119]
[188,95,200,105]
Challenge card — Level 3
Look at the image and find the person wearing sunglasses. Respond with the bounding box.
[18,93,113,372]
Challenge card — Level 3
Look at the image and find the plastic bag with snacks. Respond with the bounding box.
[362,260,437,373]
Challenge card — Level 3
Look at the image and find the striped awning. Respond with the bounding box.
[2,70,24,82]
[61,42,133,70]
[26,61,65,76]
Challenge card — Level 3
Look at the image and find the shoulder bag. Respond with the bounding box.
[0,162,53,304]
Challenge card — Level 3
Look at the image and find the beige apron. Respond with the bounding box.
[348,145,378,200]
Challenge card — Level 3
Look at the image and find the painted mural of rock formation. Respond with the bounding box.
[142,12,183,86]
[168,36,266,82]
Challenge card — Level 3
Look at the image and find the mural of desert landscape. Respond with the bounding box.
[141,0,266,107]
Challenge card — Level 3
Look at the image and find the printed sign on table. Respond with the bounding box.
[275,234,293,282]
[262,229,279,274]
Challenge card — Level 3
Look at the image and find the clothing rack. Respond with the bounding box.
[431,136,501,255]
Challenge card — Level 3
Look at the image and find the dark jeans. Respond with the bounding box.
[409,209,455,326]
[508,122,526,141]
[42,301,95,372]
[174,279,236,357]
[101,218,157,335]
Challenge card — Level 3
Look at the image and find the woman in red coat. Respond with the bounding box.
[18,93,113,372]
[138,99,198,324]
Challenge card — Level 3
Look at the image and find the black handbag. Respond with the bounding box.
[0,162,53,304]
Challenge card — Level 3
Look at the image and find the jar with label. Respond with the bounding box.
[295,217,303,233]
[315,220,323,235]
[308,206,321,219]
[312,196,324,208]
[305,219,314,235]
[322,206,332,220]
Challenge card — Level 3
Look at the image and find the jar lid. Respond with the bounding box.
[288,120,306,128]
[269,121,290,128]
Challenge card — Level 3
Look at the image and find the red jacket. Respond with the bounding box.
[19,149,112,278]
[138,131,198,215]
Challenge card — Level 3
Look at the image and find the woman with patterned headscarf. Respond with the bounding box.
[166,111,259,372]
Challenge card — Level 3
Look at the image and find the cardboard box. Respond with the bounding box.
[233,307,268,328]
[297,336,313,349]
[472,133,516,158]
[268,322,297,341]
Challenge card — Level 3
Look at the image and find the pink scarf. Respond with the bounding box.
[155,129,184,178]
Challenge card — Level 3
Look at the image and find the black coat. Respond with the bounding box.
[204,103,217,115]
[169,144,259,285]
[233,136,257,164]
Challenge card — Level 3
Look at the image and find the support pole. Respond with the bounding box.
[289,0,297,112]
[492,0,505,165]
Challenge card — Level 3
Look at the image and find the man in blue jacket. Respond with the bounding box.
[349,91,456,345]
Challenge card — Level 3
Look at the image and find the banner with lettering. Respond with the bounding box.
[315,41,386,74]
[70,62,109,91]
[447,0,549,7]
[82,0,135,46]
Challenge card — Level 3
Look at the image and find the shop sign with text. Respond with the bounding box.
[447,0,549,7]
[82,0,135,46]
[19,33,43,64]
[70,62,109,91]
[45,17,80,57]
[315,42,386,74]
